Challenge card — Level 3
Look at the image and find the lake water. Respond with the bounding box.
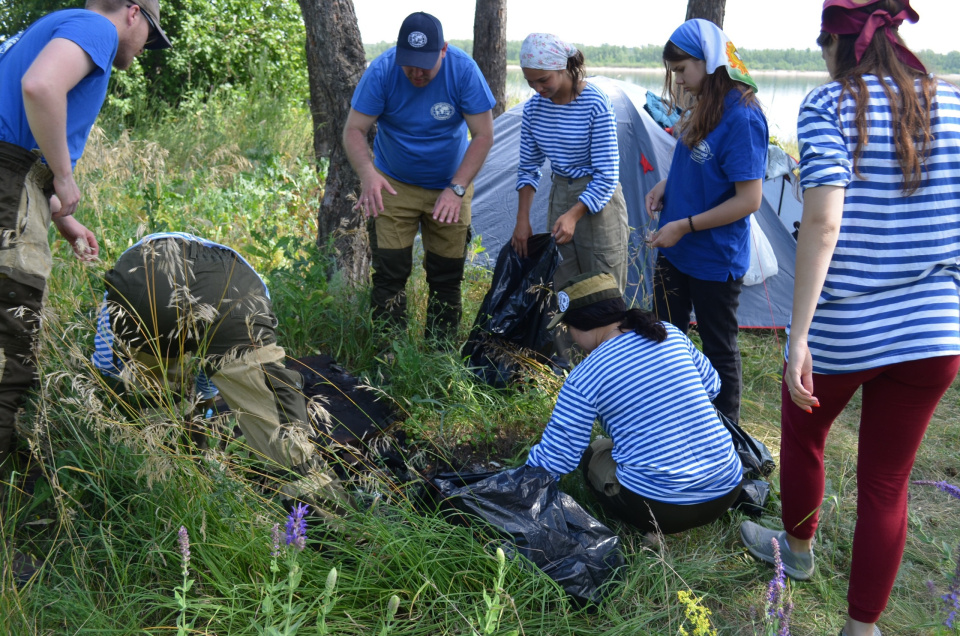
[506,67,831,142]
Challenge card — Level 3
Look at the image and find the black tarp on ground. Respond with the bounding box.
[432,465,624,606]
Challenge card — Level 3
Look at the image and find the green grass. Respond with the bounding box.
[2,86,959,636]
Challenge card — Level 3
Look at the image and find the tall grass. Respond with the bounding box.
[1,78,958,635]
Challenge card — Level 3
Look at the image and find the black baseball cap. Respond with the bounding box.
[396,12,444,68]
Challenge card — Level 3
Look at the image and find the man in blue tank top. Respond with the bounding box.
[343,12,495,343]
[0,0,170,470]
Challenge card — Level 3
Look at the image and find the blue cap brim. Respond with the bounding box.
[395,48,440,69]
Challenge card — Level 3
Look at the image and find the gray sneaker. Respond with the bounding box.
[839,627,881,636]
[740,520,815,581]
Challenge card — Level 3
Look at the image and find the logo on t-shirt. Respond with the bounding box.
[431,102,455,121]
[408,32,428,48]
[691,140,714,164]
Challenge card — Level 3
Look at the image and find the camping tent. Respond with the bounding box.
[470,76,800,329]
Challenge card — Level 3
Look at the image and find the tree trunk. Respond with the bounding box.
[297,0,371,285]
[685,0,725,27]
[472,0,507,118]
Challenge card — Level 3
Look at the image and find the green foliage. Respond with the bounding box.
[139,0,307,106]
[0,0,81,42]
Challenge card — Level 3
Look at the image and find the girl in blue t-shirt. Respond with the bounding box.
[644,19,768,424]
[511,33,628,293]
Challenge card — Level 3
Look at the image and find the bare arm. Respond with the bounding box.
[50,195,99,260]
[511,185,536,258]
[22,38,97,218]
[432,109,495,224]
[784,185,844,412]
[650,179,763,248]
[342,108,396,217]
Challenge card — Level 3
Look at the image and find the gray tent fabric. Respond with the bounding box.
[470,76,797,329]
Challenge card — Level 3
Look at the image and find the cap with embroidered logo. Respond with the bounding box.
[396,12,444,68]
[546,271,622,330]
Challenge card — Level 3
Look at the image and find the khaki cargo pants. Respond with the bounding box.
[549,175,628,293]
[369,173,473,340]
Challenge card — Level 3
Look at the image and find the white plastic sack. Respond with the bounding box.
[744,214,779,286]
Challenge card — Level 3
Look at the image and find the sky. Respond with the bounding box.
[353,0,960,54]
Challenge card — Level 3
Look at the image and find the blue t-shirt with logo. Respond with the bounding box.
[659,90,768,282]
[0,9,117,169]
[351,45,496,190]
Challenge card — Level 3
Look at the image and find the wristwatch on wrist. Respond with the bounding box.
[448,183,466,197]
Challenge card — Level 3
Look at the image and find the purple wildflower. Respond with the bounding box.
[178,526,191,575]
[766,537,793,635]
[270,522,281,558]
[766,538,785,617]
[285,503,309,551]
[913,480,960,501]
[943,542,960,628]
[778,601,794,636]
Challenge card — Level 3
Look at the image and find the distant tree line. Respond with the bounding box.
[365,40,960,75]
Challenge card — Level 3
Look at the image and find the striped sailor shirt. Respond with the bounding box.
[527,325,743,504]
[796,76,960,374]
[516,82,620,213]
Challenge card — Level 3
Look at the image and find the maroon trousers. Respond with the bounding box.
[780,354,960,623]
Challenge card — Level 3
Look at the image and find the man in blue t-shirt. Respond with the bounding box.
[343,11,495,343]
[0,0,171,474]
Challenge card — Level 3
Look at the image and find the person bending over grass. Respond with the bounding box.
[92,233,350,520]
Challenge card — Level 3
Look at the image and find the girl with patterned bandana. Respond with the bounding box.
[645,19,768,426]
[511,33,629,295]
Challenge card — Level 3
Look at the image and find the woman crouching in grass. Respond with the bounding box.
[525,271,743,541]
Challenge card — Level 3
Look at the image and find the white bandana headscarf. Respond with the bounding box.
[520,33,579,70]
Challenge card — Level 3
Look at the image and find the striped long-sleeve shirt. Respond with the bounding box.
[516,82,620,213]
[527,325,743,504]
[795,76,960,373]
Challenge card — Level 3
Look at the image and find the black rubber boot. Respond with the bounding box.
[369,223,413,333]
[423,250,465,345]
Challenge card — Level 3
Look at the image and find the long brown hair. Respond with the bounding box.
[661,40,760,149]
[819,0,935,194]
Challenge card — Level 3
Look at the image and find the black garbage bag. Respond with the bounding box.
[718,411,776,478]
[461,233,560,387]
[736,479,773,518]
[717,411,777,517]
[433,465,623,606]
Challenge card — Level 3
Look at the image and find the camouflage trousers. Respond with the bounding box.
[0,142,51,467]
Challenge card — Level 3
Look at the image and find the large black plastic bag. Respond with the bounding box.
[433,465,624,606]
[461,233,560,387]
[717,411,776,517]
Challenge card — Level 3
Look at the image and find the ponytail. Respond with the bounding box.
[619,308,667,343]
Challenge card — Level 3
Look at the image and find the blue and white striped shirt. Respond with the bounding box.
[527,325,743,504]
[796,77,960,373]
[92,233,268,399]
[516,82,620,213]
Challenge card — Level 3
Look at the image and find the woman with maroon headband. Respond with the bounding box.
[740,2,960,635]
